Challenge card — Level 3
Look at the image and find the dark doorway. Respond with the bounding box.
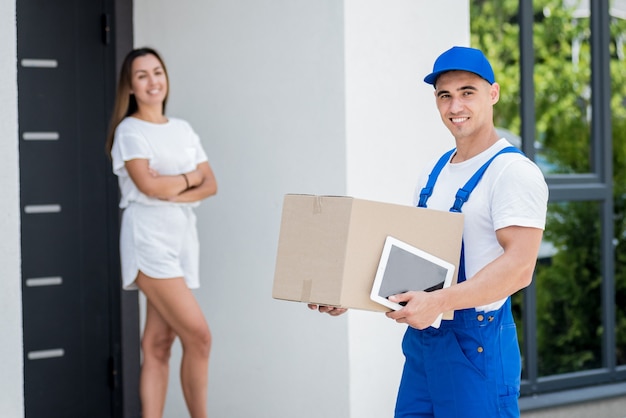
[17,0,138,416]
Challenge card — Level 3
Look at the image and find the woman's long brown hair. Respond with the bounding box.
[105,47,169,158]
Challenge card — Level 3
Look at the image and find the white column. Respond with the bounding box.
[343,1,469,416]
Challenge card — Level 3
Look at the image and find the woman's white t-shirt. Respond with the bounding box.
[111,116,208,208]
[412,138,548,312]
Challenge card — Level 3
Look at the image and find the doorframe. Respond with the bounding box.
[15,0,139,415]
[108,1,140,416]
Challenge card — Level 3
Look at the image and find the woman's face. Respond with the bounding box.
[129,53,168,110]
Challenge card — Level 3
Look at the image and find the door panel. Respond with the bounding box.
[17,0,123,416]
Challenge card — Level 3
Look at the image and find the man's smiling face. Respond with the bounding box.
[434,70,499,142]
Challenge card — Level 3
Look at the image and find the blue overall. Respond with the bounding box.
[395,147,523,418]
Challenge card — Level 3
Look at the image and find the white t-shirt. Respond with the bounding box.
[412,138,548,312]
[111,116,209,208]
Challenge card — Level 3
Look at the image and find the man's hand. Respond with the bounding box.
[307,304,348,316]
[385,291,444,330]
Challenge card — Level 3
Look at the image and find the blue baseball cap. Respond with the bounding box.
[424,46,495,86]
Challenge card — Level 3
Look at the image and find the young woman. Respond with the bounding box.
[106,47,217,418]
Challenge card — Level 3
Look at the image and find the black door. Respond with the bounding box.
[17,0,129,416]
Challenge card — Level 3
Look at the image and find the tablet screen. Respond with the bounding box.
[377,244,448,298]
[370,236,455,327]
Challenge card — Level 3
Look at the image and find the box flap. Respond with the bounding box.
[272,195,352,306]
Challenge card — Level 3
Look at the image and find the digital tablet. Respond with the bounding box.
[370,236,456,328]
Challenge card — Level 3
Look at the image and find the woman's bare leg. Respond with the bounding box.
[136,271,211,418]
[140,300,176,418]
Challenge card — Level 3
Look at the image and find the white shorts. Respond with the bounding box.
[120,203,200,290]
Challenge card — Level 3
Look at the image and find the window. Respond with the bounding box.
[471,0,626,398]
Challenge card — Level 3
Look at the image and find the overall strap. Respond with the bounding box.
[417,148,456,208]
[450,146,523,213]
[417,146,524,283]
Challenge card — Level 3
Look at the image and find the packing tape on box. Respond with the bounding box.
[313,196,323,214]
[300,279,312,302]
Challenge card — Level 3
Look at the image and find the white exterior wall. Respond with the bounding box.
[134,1,467,417]
[0,1,25,417]
[135,2,350,417]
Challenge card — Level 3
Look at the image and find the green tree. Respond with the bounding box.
[470,0,626,376]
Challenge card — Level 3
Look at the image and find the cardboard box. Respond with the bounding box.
[272,194,464,313]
